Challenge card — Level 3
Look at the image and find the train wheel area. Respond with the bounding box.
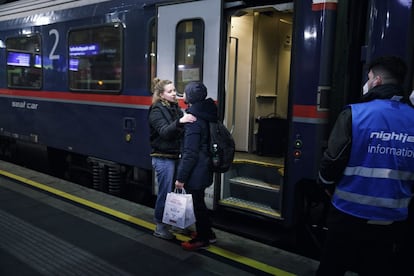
[0,160,320,276]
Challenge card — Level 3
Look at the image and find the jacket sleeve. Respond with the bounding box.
[149,106,183,139]
[318,108,352,188]
[175,122,201,183]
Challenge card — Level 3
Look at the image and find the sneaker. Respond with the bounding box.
[181,239,209,251]
[153,223,174,240]
[190,231,217,244]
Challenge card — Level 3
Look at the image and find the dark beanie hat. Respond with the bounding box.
[184,82,207,104]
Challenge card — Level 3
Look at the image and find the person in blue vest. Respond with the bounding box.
[316,56,414,276]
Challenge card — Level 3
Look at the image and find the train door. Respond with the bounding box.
[219,3,293,220]
[156,0,222,208]
[156,0,221,98]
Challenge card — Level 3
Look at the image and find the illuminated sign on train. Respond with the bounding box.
[69,44,100,56]
[69,59,79,71]
[7,52,31,67]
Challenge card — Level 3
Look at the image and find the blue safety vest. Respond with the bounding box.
[332,99,414,221]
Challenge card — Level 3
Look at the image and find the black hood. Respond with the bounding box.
[186,98,218,122]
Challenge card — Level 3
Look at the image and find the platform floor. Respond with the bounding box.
[0,160,319,276]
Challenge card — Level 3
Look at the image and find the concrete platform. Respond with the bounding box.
[0,160,319,275]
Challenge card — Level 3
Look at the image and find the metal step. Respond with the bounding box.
[219,197,281,219]
[229,176,279,192]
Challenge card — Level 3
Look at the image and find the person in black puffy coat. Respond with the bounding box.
[175,82,217,250]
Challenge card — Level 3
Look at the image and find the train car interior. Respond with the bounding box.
[218,2,293,219]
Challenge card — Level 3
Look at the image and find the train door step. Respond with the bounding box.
[219,197,281,219]
[229,176,280,192]
[227,176,281,209]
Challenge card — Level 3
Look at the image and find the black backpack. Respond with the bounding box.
[209,121,235,173]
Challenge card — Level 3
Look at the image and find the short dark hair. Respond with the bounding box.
[368,56,407,84]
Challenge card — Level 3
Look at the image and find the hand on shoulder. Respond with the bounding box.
[179,113,197,124]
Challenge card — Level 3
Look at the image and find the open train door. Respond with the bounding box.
[156,0,222,208]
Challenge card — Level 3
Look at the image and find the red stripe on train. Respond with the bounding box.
[293,105,328,118]
[312,2,337,11]
[0,89,153,106]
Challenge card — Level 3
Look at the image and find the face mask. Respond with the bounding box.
[409,91,414,105]
[362,80,369,95]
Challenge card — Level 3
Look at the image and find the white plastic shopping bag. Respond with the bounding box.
[162,189,196,229]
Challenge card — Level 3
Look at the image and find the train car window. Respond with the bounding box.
[175,19,204,94]
[6,35,42,89]
[68,23,123,93]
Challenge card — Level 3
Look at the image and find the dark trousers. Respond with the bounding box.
[393,199,414,276]
[316,207,405,276]
[187,188,212,242]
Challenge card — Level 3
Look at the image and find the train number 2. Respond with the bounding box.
[49,29,60,60]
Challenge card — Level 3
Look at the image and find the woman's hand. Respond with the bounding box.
[179,113,196,124]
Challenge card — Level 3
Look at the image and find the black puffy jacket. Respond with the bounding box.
[148,101,184,158]
[176,98,218,190]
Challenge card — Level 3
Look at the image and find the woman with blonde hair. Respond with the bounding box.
[148,78,196,239]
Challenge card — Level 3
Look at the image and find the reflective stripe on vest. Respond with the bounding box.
[344,166,414,181]
[335,188,411,209]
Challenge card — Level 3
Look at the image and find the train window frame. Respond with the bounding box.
[148,17,156,93]
[5,34,42,90]
[68,23,123,94]
[174,18,205,94]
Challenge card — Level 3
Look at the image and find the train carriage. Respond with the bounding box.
[0,0,412,230]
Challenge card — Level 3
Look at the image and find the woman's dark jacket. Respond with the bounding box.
[176,98,218,190]
[148,101,184,158]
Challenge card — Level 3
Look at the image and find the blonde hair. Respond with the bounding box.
[152,78,173,104]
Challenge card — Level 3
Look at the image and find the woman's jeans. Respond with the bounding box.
[152,157,177,223]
